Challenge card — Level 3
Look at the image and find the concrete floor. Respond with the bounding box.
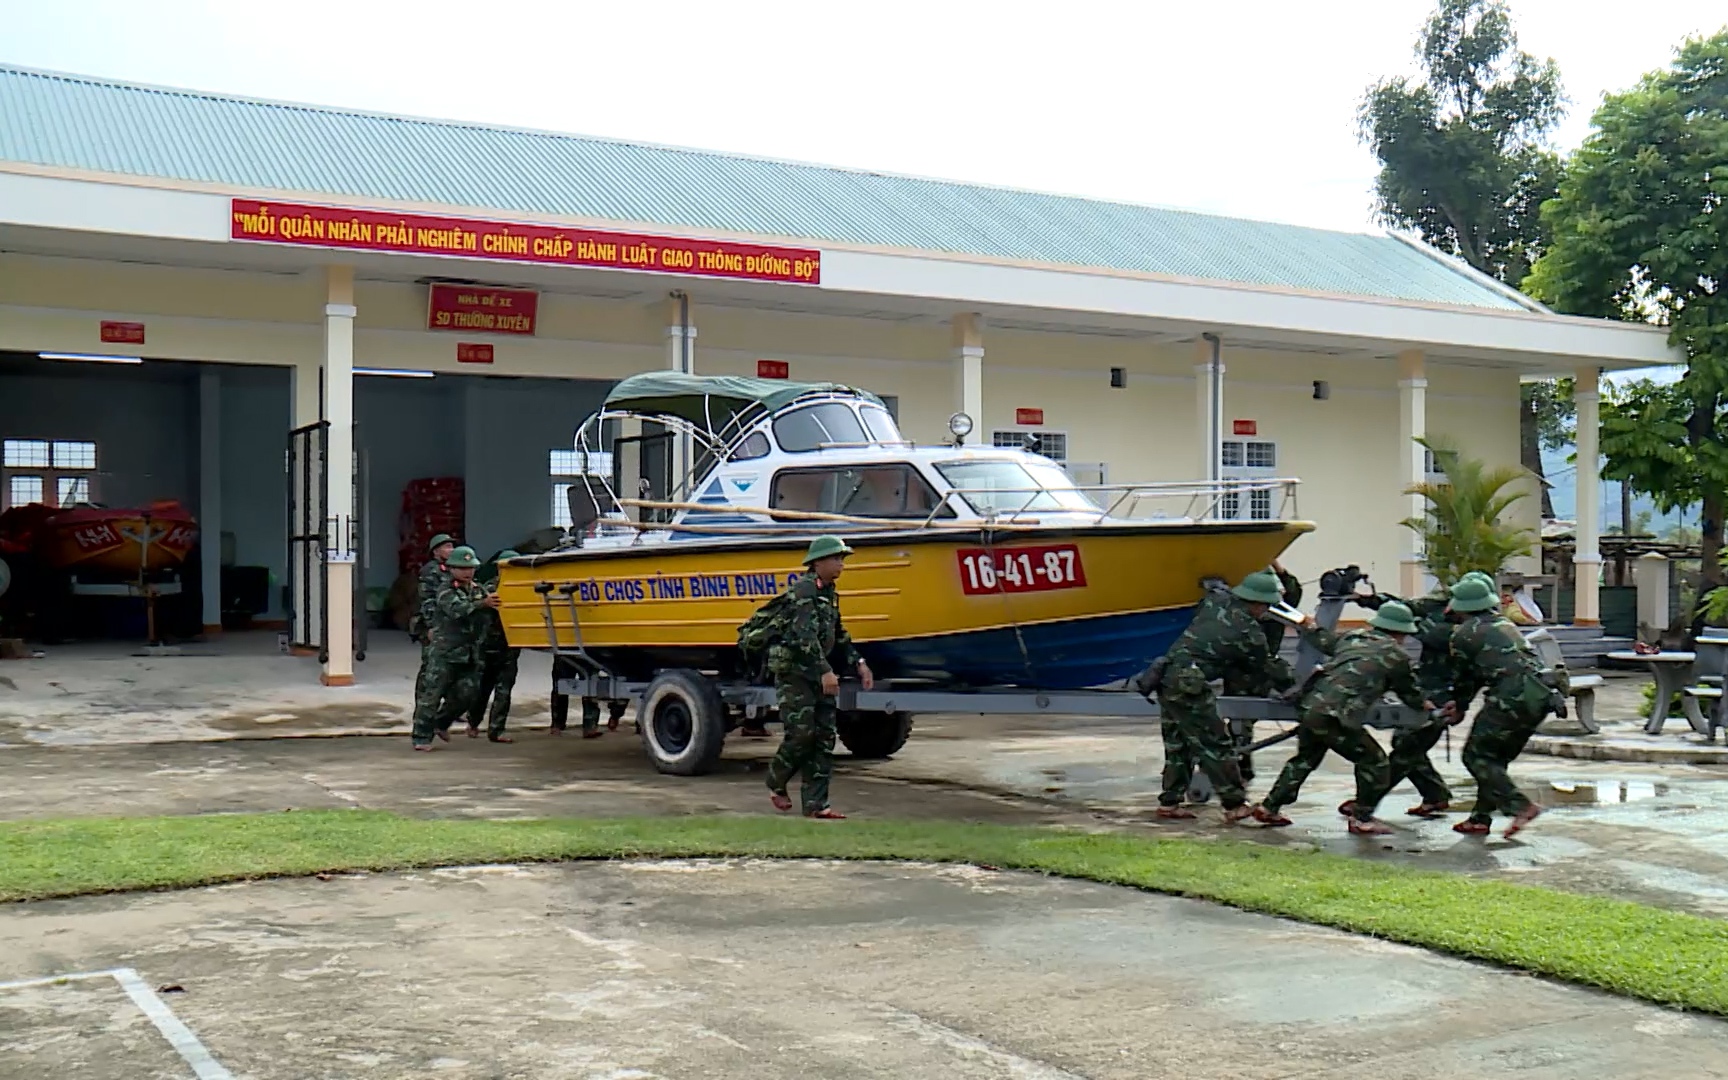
[5,860,1727,1080]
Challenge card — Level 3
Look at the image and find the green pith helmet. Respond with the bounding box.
[428,533,454,552]
[1447,576,1498,613]
[1232,570,1284,605]
[445,545,481,569]
[1463,570,1497,591]
[803,535,854,564]
[496,549,520,561]
[1370,600,1420,634]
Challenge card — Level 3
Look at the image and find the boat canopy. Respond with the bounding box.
[602,372,886,433]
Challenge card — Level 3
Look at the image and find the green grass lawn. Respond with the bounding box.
[3,810,1726,1014]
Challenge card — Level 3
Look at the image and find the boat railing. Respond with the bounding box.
[930,476,1301,526]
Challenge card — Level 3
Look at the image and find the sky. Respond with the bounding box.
[3,0,1720,235]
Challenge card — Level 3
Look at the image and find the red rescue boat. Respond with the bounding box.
[21,501,198,577]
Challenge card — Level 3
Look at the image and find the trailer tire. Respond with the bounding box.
[639,669,726,776]
[837,711,913,759]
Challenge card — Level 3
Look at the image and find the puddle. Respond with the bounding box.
[1545,780,1667,805]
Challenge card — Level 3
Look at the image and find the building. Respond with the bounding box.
[0,64,1679,685]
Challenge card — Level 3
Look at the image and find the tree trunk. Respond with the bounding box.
[1519,387,1554,518]
[1696,493,1724,638]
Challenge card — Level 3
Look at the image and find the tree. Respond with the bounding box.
[1402,436,1538,586]
[1526,31,1728,624]
[1359,0,1572,514]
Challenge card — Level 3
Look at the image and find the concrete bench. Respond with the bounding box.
[1679,633,1728,742]
[1525,627,1603,734]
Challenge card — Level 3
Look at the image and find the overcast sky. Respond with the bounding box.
[4,0,1719,234]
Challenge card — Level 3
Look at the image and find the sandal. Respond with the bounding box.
[1154,806,1197,820]
[1222,805,1255,824]
[1348,818,1393,836]
[412,743,435,753]
[1406,802,1450,818]
[1337,800,1357,817]
[1251,806,1292,827]
[465,725,480,739]
[769,792,793,812]
[807,807,847,820]
[434,729,451,743]
[1452,820,1491,835]
[739,727,771,739]
[1504,804,1543,839]
[581,729,603,740]
[488,733,514,744]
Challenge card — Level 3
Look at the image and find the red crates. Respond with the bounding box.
[398,477,465,576]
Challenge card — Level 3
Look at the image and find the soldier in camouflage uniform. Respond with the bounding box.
[764,536,874,819]
[465,550,521,743]
[1446,576,1562,837]
[1253,601,1433,835]
[410,546,500,751]
[410,533,456,702]
[1221,561,1303,783]
[1143,570,1295,822]
[547,664,628,738]
[1341,570,1495,819]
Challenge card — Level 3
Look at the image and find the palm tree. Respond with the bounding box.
[1401,436,1538,587]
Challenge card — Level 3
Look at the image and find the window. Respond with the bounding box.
[772,403,868,452]
[549,447,613,529]
[770,464,949,519]
[3,438,97,509]
[1218,439,1277,521]
[1424,446,1447,480]
[991,430,1068,464]
[730,431,772,462]
[935,460,1100,516]
[1221,440,1276,469]
[860,405,903,445]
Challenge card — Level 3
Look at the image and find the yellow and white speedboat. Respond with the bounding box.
[500,373,1312,691]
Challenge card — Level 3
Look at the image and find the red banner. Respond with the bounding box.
[1233,419,1258,436]
[231,199,821,285]
[428,284,537,334]
[1015,408,1044,426]
[757,359,790,379]
[456,343,494,364]
[100,321,145,345]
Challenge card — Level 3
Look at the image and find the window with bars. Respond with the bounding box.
[991,430,1067,463]
[1218,439,1276,521]
[2,438,98,509]
[549,448,614,529]
[1424,446,1448,480]
[1221,440,1276,469]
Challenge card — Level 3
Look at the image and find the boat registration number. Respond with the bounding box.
[956,544,1087,596]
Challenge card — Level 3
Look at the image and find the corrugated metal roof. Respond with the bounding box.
[0,64,1525,311]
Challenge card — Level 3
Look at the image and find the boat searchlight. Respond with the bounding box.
[948,411,974,446]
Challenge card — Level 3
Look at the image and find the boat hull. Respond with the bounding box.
[498,521,1312,690]
[34,504,198,578]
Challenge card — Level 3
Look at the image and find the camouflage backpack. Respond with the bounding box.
[736,590,796,673]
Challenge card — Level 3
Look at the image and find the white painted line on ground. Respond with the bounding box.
[0,966,234,1079]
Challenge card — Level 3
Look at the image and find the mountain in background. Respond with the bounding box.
[1541,448,1692,535]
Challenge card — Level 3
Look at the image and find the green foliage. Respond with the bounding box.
[1640,680,1685,719]
[1526,31,1728,605]
[1402,436,1537,586]
[4,811,1728,1014]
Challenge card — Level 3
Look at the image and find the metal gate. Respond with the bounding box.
[287,421,366,663]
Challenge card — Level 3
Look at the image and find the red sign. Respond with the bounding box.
[456,343,495,364]
[956,544,1087,596]
[1015,408,1045,426]
[1233,419,1258,436]
[232,199,821,285]
[428,284,538,335]
[100,321,145,345]
[757,359,790,379]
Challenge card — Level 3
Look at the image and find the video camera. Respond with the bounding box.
[1319,565,1373,603]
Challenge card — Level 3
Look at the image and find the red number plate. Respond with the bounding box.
[956,544,1087,596]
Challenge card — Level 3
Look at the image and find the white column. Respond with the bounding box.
[952,313,984,442]
[198,367,222,635]
[1194,336,1224,484]
[1574,366,1603,625]
[665,296,696,497]
[1398,349,1427,597]
[322,266,357,685]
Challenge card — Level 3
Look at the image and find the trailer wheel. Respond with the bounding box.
[837,711,913,759]
[639,669,727,776]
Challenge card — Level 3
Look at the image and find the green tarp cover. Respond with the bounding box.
[602,372,884,432]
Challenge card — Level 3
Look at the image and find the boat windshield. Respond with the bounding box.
[773,403,868,452]
[859,405,902,444]
[935,460,1102,515]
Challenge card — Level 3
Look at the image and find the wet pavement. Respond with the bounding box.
[5,860,1727,1080]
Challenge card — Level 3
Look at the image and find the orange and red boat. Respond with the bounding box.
[0,500,198,577]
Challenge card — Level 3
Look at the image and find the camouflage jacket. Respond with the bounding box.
[1225,569,1303,695]
[1300,627,1426,728]
[412,560,450,637]
[428,579,493,662]
[474,598,517,663]
[1166,592,1292,692]
[767,575,862,683]
[1371,592,1459,708]
[1449,612,1553,716]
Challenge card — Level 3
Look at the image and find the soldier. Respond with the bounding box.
[1252,601,1433,835]
[410,545,499,751]
[466,550,521,743]
[1221,560,1303,783]
[763,536,874,819]
[1445,576,1563,837]
[1142,570,1295,823]
[410,533,457,701]
[546,660,628,739]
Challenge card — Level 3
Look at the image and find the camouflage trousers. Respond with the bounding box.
[1461,705,1543,822]
[547,693,628,732]
[1261,713,1390,821]
[466,650,519,738]
[1386,721,1452,807]
[412,649,481,746]
[766,676,838,813]
[413,640,431,701]
[1156,678,1247,810]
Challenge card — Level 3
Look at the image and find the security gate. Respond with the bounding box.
[287,421,367,663]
